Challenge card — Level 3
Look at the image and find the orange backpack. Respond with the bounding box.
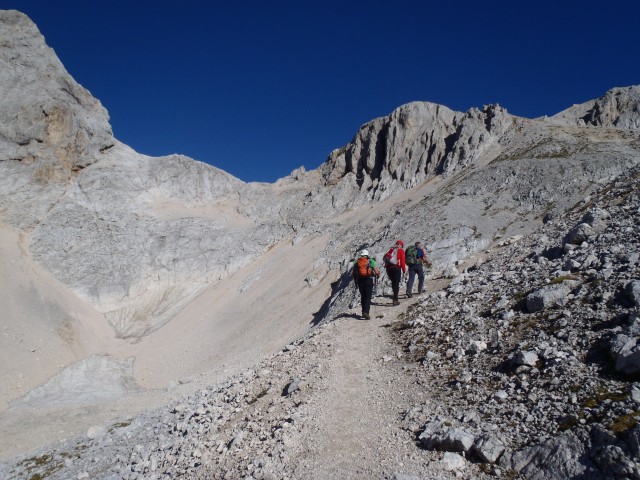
[356,257,373,277]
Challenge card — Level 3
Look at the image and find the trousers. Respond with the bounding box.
[407,263,424,294]
[386,267,402,300]
[357,276,374,315]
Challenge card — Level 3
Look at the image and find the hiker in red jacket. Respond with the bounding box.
[383,240,406,305]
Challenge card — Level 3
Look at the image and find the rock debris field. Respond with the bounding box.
[2,171,640,479]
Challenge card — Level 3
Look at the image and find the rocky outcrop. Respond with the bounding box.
[551,85,640,130]
[0,10,113,174]
[0,10,115,229]
[320,102,513,201]
[0,10,296,337]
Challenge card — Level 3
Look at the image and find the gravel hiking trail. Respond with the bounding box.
[290,293,433,479]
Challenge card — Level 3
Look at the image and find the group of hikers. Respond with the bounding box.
[351,240,432,320]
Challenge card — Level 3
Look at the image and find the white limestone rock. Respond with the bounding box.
[502,431,590,479]
[513,350,539,367]
[472,434,506,464]
[320,101,511,201]
[552,85,640,131]
[441,428,475,453]
[526,283,573,313]
[440,451,467,471]
[611,334,640,375]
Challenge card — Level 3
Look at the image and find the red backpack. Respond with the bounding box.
[384,248,399,266]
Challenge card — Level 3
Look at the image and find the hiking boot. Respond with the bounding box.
[393,299,400,306]
[363,313,370,320]
[406,292,413,298]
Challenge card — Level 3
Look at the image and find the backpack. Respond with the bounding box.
[384,248,399,266]
[405,245,418,265]
[355,257,374,277]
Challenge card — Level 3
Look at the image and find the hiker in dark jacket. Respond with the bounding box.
[383,240,406,306]
[352,249,380,320]
[406,241,432,298]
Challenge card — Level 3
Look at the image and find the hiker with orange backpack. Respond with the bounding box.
[352,249,380,320]
[383,240,406,306]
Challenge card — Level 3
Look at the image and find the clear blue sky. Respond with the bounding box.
[5,1,639,182]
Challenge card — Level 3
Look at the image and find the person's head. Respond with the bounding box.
[415,241,423,248]
[360,249,369,257]
[395,240,404,248]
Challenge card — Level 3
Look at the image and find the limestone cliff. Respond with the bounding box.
[0,11,113,167]
[2,9,640,341]
[320,102,512,201]
[551,85,640,130]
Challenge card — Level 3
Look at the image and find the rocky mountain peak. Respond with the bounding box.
[551,85,640,130]
[320,101,513,201]
[0,10,113,175]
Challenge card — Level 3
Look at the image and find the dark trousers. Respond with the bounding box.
[407,264,424,294]
[357,276,374,315]
[386,267,402,300]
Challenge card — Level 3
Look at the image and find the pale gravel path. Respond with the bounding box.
[290,296,436,479]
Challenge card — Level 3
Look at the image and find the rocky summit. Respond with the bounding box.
[1,9,640,480]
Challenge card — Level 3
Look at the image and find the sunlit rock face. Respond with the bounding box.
[2,9,640,474]
[2,10,640,339]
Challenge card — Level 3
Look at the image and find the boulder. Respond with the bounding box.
[494,390,509,402]
[564,223,595,245]
[472,434,506,464]
[526,283,572,312]
[582,208,611,233]
[626,280,640,310]
[440,452,467,471]
[610,335,640,375]
[468,340,487,355]
[501,431,590,479]
[285,377,302,396]
[418,418,445,450]
[441,428,475,453]
[513,350,539,367]
[590,445,639,478]
[624,425,640,458]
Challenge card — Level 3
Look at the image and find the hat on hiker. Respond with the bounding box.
[360,249,369,257]
[395,240,404,247]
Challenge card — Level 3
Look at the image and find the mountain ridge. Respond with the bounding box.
[1,9,640,477]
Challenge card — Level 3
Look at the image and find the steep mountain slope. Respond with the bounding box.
[3,164,639,479]
[1,8,640,472]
